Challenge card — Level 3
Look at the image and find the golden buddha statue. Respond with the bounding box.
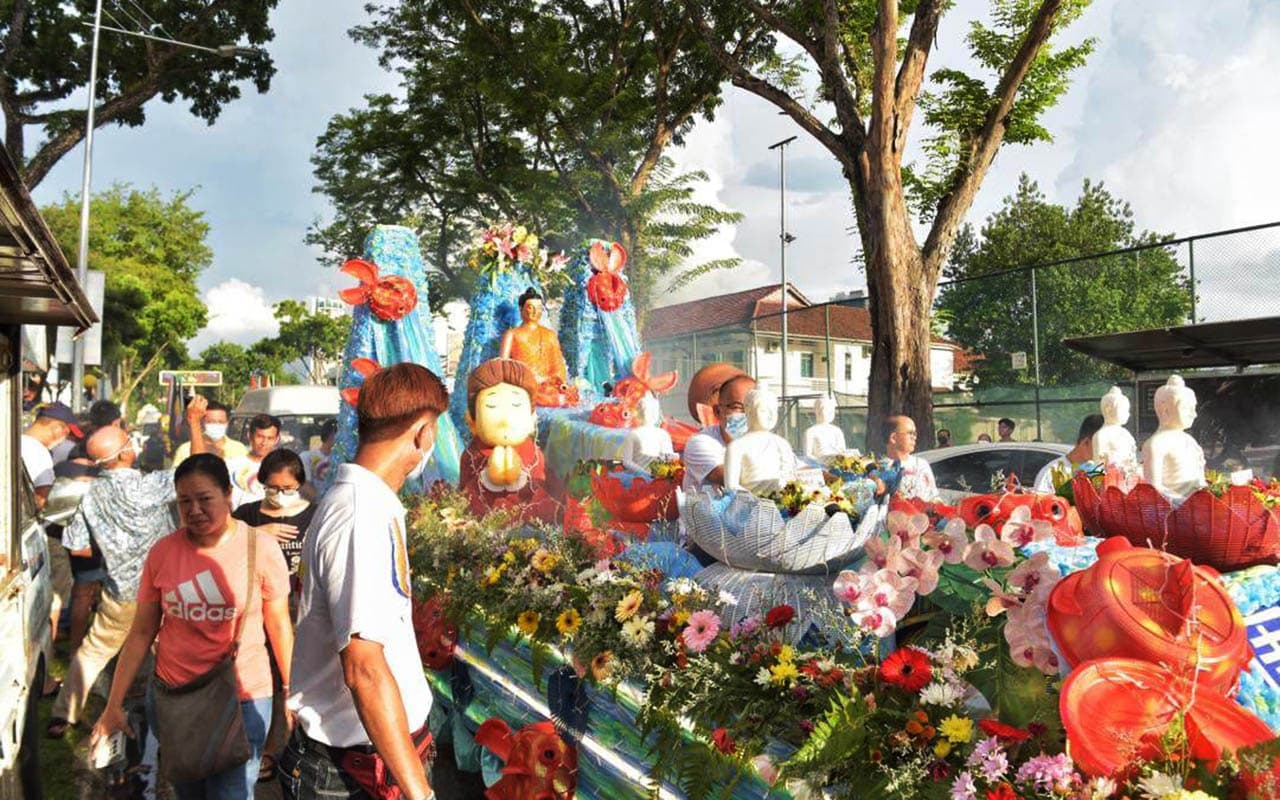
[500,288,569,387]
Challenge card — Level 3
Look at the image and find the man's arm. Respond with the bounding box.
[184,396,209,455]
[341,638,432,799]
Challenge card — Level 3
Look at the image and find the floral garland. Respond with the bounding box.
[466,222,569,293]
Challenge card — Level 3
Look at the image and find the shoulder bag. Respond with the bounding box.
[151,523,257,783]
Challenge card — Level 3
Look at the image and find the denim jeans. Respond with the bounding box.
[146,690,271,800]
[278,728,436,800]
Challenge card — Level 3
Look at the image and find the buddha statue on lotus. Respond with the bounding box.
[621,393,677,475]
[1142,375,1207,500]
[803,395,846,460]
[501,288,569,388]
[1093,386,1137,468]
[723,383,798,493]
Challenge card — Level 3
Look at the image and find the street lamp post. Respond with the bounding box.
[768,135,797,435]
[69,13,266,411]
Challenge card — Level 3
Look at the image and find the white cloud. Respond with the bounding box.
[189,278,280,353]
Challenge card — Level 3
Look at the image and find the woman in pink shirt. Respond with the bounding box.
[91,454,293,799]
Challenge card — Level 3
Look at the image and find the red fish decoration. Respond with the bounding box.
[589,352,678,429]
[534,378,581,409]
[410,594,457,671]
[473,718,577,800]
[956,489,1084,546]
[339,258,419,321]
[340,357,381,407]
[585,241,627,312]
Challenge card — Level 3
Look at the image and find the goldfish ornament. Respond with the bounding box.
[473,718,577,800]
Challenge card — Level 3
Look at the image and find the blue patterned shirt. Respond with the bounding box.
[64,468,178,600]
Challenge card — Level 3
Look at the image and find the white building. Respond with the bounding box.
[642,284,963,417]
[306,295,348,319]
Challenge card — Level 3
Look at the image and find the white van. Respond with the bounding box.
[230,385,341,452]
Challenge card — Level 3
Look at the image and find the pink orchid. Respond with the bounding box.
[549,252,569,271]
[863,568,918,621]
[886,510,931,549]
[981,576,1022,617]
[833,570,870,605]
[996,506,1054,548]
[852,606,898,637]
[865,534,909,574]
[1007,552,1060,597]
[923,518,969,564]
[750,754,780,786]
[963,524,1016,571]
[899,547,944,595]
[1005,618,1059,674]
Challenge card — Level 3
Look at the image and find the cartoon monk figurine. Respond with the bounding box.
[460,358,559,522]
[500,288,572,407]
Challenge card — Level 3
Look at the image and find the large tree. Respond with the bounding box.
[938,175,1190,388]
[0,0,277,187]
[690,0,1094,445]
[41,184,210,407]
[311,0,742,314]
[263,299,351,385]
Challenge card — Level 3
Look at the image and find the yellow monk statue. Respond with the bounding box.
[500,288,575,406]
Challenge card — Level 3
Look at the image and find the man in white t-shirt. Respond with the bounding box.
[299,418,338,488]
[681,374,757,495]
[1033,414,1105,493]
[283,363,443,800]
[189,411,280,508]
[22,402,80,506]
[881,415,940,502]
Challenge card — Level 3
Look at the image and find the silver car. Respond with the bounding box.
[917,442,1070,504]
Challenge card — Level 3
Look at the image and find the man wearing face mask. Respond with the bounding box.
[46,399,206,738]
[681,373,758,496]
[171,398,247,464]
[284,363,443,800]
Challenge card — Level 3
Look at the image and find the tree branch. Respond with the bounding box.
[816,0,867,146]
[922,0,1065,274]
[740,0,822,65]
[893,0,943,154]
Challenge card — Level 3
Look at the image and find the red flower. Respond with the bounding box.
[765,604,796,629]
[985,784,1022,800]
[711,727,736,755]
[978,718,1032,742]
[878,647,933,693]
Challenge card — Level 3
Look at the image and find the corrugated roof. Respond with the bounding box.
[1063,317,1280,372]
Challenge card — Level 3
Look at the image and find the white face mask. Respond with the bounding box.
[407,428,433,482]
[263,488,301,509]
[204,423,228,441]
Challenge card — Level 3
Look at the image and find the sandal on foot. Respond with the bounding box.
[46,717,71,739]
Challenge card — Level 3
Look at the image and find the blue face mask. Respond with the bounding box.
[724,412,749,439]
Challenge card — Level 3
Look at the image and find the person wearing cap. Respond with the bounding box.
[682,373,757,495]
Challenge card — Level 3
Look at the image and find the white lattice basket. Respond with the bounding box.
[695,562,853,648]
[684,490,880,574]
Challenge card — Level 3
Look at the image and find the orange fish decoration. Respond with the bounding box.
[340,357,381,406]
[410,594,458,671]
[955,485,1084,546]
[339,258,419,322]
[474,718,577,800]
[589,353,678,430]
[585,241,628,312]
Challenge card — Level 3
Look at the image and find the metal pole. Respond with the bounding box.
[824,302,833,391]
[71,0,104,413]
[769,135,796,435]
[1187,238,1197,324]
[1031,268,1042,441]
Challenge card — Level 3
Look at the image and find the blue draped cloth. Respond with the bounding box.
[557,241,641,394]
[331,225,462,487]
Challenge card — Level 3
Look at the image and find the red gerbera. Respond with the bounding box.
[978,718,1032,742]
[986,783,1022,800]
[878,647,933,693]
[711,727,736,755]
[765,604,796,629]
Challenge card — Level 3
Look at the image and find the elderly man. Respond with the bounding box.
[681,374,757,495]
[46,398,206,738]
[878,415,940,502]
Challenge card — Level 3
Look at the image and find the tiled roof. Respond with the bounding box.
[643,284,805,339]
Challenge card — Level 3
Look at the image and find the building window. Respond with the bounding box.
[844,352,853,381]
[726,350,746,368]
[800,352,814,378]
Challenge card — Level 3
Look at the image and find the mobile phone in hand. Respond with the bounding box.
[92,731,125,769]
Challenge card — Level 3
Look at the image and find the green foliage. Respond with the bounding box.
[0,0,278,186]
[782,692,868,778]
[936,176,1191,388]
[269,299,351,384]
[310,0,742,315]
[41,184,211,407]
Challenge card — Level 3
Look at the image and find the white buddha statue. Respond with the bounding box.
[621,393,676,475]
[723,383,798,493]
[1093,386,1137,467]
[1141,375,1207,500]
[803,395,846,460]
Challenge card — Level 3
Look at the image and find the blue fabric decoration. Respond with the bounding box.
[446,263,544,439]
[616,542,704,580]
[1221,564,1280,731]
[557,240,641,394]
[330,226,462,487]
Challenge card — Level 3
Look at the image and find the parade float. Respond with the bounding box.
[332,223,1280,800]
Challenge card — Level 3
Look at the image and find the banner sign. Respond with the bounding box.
[159,370,223,387]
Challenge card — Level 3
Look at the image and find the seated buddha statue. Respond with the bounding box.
[1142,375,1207,500]
[459,358,559,523]
[501,288,569,390]
[723,383,798,493]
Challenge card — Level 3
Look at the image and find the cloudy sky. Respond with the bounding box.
[30,0,1280,352]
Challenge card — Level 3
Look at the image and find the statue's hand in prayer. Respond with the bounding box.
[487,444,525,487]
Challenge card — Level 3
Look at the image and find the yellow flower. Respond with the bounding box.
[556,609,582,637]
[502,550,516,565]
[770,661,800,685]
[483,564,507,586]
[939,715,973,745]
[512,225,528,244]
[516,610,540,636]
[671,609,691,627]
[933,740,951,758]
[590,650,614,681]
[524,233,539,251]
[777,645,796,663]
[531,548,559,574]
[615,590,643,622]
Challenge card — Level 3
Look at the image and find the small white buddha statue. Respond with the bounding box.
[723,383,798,493]
[803,395,846,460]
[621,393,676,475]
[1093,386,1137,467]
[1142,375,1207,500]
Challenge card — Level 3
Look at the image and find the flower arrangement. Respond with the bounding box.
[1206,470,1280,509]
[760,477,872,521]
[826,452,879,477]
[467,222,569,291]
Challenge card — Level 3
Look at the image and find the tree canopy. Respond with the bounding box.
[937,176,1191,387]
[687,0,1095,445]
[41,183,211,408]
[0,0,278,186]
[262,299,351,385]
[310,0,741,315]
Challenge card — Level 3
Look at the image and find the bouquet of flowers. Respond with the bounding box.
[467,222,570,291]
[1206,470,1280,509]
